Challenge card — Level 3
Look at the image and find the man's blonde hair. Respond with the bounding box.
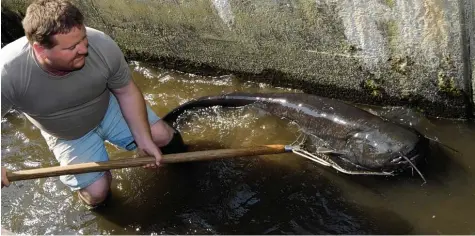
[22,0,84,48]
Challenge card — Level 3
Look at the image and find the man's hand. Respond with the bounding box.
[1,167,10,188]
[137,140,162,169]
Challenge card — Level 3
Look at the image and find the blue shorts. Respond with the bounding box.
[41,94,160,191]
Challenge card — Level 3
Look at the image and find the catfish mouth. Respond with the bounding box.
[387,145,423,171]
[383,134,429,173]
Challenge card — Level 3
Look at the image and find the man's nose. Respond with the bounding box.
[77,41,88,54]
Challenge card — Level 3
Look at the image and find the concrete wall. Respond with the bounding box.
[467,0,475,113]
[2,0,474,118]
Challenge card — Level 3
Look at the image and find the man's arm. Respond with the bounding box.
[111,80,162,167]
[94,30,162,166]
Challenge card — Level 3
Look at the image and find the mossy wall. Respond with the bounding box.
[2,0,474,118]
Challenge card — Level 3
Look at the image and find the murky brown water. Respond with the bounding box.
[1,61,474,234]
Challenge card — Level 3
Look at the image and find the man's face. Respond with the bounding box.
[41,25,89,71]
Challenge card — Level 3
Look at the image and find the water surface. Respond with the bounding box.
[1,61,474,234]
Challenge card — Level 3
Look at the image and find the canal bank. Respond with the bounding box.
[1,0,474,119]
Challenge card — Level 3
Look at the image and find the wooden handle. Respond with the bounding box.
[6,144,288,182]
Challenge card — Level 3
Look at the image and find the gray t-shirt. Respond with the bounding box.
[1,27,131,140]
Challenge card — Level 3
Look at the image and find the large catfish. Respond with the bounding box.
[162,92,428,175]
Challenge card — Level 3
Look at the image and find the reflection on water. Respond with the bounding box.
[1,61,474,234]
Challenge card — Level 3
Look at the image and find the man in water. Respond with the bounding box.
[1,0,184,208]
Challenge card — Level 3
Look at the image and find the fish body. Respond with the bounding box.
[163,92,427,173]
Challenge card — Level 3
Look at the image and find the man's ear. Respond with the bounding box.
[32,42,47,58]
